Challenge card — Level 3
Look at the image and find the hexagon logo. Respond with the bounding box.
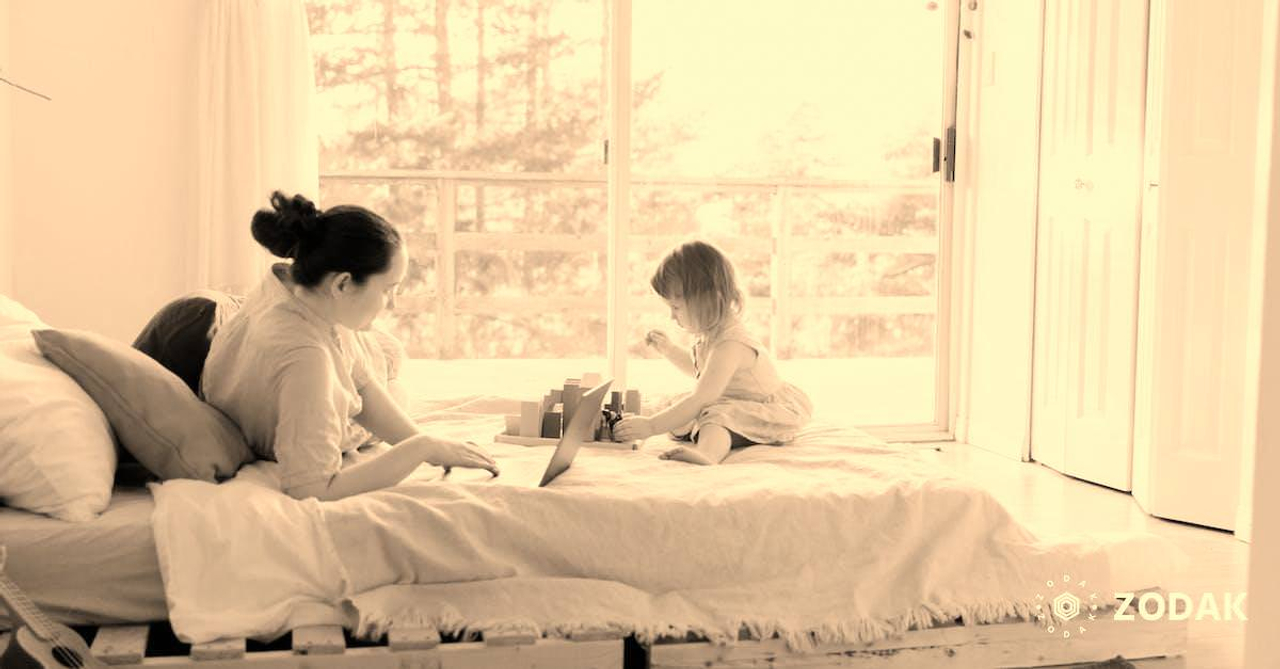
[1052,592,1082,621]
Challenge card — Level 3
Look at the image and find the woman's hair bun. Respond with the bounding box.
[251,191,322,258]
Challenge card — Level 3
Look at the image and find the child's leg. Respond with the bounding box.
[660,424,732,465]
[669,418,695,440]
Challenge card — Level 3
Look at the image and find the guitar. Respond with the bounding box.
[0,547,106,668]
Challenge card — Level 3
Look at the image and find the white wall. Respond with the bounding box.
[953,1,1044,460]
[1,0,13,297]
[1244,0,1280,663]
[9,0,200,341]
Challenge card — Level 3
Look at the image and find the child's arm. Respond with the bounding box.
[614,340,753,440]
[646,330,696,377]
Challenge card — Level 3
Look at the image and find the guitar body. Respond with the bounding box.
[1,626,99,669]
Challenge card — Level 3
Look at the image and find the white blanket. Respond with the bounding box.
[150,411,1187,648]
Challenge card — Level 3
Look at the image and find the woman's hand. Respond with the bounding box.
[410,435,500,476]
[613,416,656,442]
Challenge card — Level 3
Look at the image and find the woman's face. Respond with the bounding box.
[335,245,408,331]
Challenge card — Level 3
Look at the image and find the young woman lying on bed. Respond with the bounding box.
[201,191,499,501]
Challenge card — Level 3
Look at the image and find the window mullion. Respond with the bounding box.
[606,0,633,392]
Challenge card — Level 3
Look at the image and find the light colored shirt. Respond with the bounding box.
[202,264,374,491]
[692,319,785,401]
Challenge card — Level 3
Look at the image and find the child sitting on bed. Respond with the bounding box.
[612,240,812,465]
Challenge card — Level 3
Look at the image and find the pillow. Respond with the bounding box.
[133,290,245,394]
[0,296,116,522]
[33,328,254,482]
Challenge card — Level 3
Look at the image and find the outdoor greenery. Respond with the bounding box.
[308,0,939,359]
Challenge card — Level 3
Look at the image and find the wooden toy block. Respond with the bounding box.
[625,389,642,415]
[562,379,582,428]
[541,407,562,438]
[609,391,622,411]
[503,414,520,435]
[519,401,540,437]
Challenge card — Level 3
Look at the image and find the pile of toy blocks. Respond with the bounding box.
[510,373,642,443]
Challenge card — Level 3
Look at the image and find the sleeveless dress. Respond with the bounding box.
[688,320,813,444]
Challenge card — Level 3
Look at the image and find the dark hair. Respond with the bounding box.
[650,240,744,333]
[250,191,402,288]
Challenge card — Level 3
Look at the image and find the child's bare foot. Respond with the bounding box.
[659,444,719,465]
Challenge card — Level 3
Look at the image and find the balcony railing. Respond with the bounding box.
[321,169,938,359]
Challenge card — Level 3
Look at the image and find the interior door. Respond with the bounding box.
[1032,0,1148,491]
[1132,0,1262,531]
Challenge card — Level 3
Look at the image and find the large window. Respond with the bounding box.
[308,0,953,428]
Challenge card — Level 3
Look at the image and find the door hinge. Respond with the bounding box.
[603,139,609,165]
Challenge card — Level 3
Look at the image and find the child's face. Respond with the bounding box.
[664,296,696,332]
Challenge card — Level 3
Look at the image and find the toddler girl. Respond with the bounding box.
[613,240,812,464]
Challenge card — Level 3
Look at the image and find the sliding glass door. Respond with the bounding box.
[308,0,954,428]
[625,1,948,426]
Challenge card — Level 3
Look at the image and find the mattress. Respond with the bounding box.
[0,486,167,627]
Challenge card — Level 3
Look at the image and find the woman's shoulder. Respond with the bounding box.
[212,303,333,364]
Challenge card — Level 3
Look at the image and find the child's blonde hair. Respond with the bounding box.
[650,240,744,334]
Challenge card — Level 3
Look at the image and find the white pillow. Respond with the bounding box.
[0,295,116,521]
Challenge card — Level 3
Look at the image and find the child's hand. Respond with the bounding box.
[613,416,656,442]
[645,329,672,353]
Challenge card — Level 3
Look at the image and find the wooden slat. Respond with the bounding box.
[771,186,793,357]
[449,231,940,256]
[388,626,441,651]
[454,232,607,253]
[438,638,621,669]
[91,625,149,665]
[788,235,939,254]
[454,295,937,317]
[291,625,345,655]
[786,296,938,315]
[567,626,624,642]
[454,296,606,314]
[436,179,458,358]
[481,621,538,647]
[190,637,245,661]
[649,614,1186,668]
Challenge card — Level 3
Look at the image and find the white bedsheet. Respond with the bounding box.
[150,409,1187,649]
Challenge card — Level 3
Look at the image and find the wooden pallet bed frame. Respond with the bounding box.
[1,596,1186,668]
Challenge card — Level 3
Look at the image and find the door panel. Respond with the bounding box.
[1032,0,1147,491]
[1132,0,1262,530]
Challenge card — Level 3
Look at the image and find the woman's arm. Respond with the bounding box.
[275,350,498,502]
[288,435,434,501]
[614,340,753,439]
[355,379,419,445]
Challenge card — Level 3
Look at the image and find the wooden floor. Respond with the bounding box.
[924,442,1248,668]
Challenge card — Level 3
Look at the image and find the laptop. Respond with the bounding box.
[537,379,612,487]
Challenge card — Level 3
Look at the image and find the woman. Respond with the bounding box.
[203,191,498,501]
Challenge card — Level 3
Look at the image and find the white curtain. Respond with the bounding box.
[195,0,319,295]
